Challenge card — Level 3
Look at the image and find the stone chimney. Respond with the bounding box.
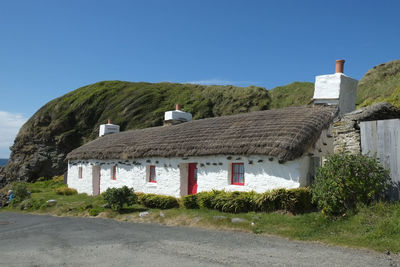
[313,60,358,115]
[99,119,120,137]
[163,104,192,126]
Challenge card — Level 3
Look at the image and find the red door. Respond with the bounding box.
[188,163,198,195]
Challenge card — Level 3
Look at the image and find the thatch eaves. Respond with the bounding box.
[66,105,338,162]
[342,102,400,122]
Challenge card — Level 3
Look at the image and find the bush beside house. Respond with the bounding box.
[103,186,137,211]
[183,188,314,214]
[311,153,391,217]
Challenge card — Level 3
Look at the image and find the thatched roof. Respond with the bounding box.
[67,105,338,162]
[342,102,400,122]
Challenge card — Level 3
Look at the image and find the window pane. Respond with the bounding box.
[239,173,244,184]
[150,166,156,182]
[232,163,244,184]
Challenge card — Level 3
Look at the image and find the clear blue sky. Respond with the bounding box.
[0,0,399,157]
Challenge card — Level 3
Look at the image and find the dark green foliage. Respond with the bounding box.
[103,186,137,211]
[287,188,314,214]
[139,193,179,209]
[19,199,33,210]
[11,182,29,203]
[33,199,46,210]
[311,154,391,217]
[182,194,199,209]
[196,190,221,209]
[256,190,279,212]
[89,207,105,216]
[215,191,258,213]
[192,188,312,214]
[255,188,313,214]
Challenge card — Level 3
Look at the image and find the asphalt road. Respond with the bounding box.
[0,212,398,267]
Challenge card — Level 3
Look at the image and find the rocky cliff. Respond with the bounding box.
[0,81,270,186]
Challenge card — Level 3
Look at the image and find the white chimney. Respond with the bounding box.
[99,119,120,137]
[164,104,192,126]
[313,60,358,115]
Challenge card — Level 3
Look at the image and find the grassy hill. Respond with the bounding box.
[1,81,270,184]
[269,82,314,109]
[268,60,400,109]
[357,60,400,107]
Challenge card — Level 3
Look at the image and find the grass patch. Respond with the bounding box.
[1,179,400,253]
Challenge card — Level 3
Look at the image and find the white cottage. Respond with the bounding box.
[66,60,358,197]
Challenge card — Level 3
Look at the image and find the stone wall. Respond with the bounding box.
[332,117,361,154]
[332,102,400,155]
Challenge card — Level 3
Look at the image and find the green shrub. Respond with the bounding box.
[11,182,30,204]
[182,194,199,209]
[55,187,78,195]
[139,194,179,209]
[287,188,314,214]
[89,207,105,216]
[255,188,313,214]
[256,191,277,212]
[103,186,137,211]
[19,199,34,210]
[196,190,221,209]
[33,199,46,210]
[215,191,258,213]
[256,188,290,212]
[311,154,391,217]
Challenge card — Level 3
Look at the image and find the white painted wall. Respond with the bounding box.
[68,154,312,198]
[164,110,192,122]
[313,73,358,115]
[99,123,120,137]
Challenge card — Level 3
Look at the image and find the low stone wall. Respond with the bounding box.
[332,102,400,155]
[332,117,361,154]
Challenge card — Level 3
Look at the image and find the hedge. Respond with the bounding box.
[184,188,314,214]
[138,193,180,209]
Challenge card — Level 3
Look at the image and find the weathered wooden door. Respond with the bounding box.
[188,163,198,195]
[360,119,400,185]
[92,166,101,196]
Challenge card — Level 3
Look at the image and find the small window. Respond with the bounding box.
[149,165,156,183]
[111,165,117,180]
[231,163,244,185]
[78,167,83,179]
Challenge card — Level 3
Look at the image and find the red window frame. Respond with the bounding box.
[231,163,244,185]
[111,165,117,180]
[149,165,156,183]
[78,167,83,179]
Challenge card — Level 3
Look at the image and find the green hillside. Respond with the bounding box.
[357,60,400,107]
[1,81,270,184]
[269,82,314,109]
[268,60,400,109]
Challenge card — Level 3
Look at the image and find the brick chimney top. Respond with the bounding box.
[176,104,182,111]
